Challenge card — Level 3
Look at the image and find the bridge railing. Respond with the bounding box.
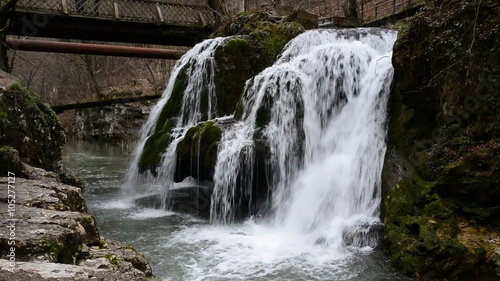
[14,0,216,27]
[360,0,423,23]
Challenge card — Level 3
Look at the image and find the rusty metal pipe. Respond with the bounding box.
[6,38,185,59]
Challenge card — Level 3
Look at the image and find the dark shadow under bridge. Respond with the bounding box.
[8,0,219,46]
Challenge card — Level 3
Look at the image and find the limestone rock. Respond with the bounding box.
[0,77,66,174]
[74,100,153,145]
[0,258,160,281]
[0,174,158,279]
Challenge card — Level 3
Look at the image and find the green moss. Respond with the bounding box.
[213,19,303,119]
[175,121,222,181]
[0,100,6,131]
[205,142,219,168]
[154,67,188,133]
[39,236,79,264]
[104,254,121,265]
[214,38,262,117]
[383,173,487,278]
[176,126,199,157]
[138,131,171,174]
[200,121,222,144]
[250,21,304,65]
[40,239,59,262]
[99,238,108,248]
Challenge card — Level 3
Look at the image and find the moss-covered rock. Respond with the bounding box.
[153,67,188,134]
[138,118,176,174]
[384,0,500,278]
[383,176,484,278]
[213,38,263,117]
[249,21,304,66]
[175,121,222,182]
[0,74,67,176]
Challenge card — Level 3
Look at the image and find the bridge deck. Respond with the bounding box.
[360,0,424,24]
[8,0,217,46]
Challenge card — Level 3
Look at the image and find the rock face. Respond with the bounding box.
[0,72,66,176]
[73,100,154,146]
[383,0,500,278]
[0,173,159,280]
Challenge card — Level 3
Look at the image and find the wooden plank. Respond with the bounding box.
[114,2,120,20]
[61,0,68,15]
[156,4,164,22]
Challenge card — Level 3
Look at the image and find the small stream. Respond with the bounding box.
[63,141,414,281]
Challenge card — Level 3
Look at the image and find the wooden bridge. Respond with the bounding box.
[359,0,424,24]
[7,0,218,46]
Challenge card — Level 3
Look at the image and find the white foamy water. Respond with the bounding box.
[129,208,174,219]
[108,28,404,280]
[122,37,228,201]
[211,28,396,257]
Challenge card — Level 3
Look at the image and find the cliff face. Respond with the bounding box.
[383,0,500,278]
[73,101,153,147]
[0,71,67,178]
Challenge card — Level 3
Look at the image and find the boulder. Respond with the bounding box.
[0,78,66,174]
[175,121,222,182]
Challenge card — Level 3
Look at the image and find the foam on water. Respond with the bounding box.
[162,219,364,281]
[129,208,174,219]
[99,199,135,210]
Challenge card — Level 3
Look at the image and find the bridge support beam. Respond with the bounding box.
[6,38,185,59]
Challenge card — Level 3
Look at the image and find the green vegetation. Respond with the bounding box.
[384,0,500,278]
[213,38,261,117]
[138,128,173,174]
[154,68,188,133]
[40,236,80,264]
[105,254,121,265]
[249,21,303,65]
[175,121,222,181]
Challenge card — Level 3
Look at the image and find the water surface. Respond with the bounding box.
[64,141,413,281]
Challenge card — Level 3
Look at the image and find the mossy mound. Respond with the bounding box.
[175,121,222,182]
[0,79,66,175]
[383,176,485,278]
[138,118,176,174]
[249,21,304,66]
[384,0,500,278]
[213,38,265,117]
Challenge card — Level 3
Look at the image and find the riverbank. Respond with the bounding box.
[0,167,161,280]
[0,69,161,280]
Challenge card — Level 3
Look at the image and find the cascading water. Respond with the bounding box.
[106,27,405,280]
[211,28,396,250]
[123,37,228,204]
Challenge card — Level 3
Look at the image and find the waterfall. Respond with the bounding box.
[211,28,396,248]
[124,27,397,251]
[123,37,227,202]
